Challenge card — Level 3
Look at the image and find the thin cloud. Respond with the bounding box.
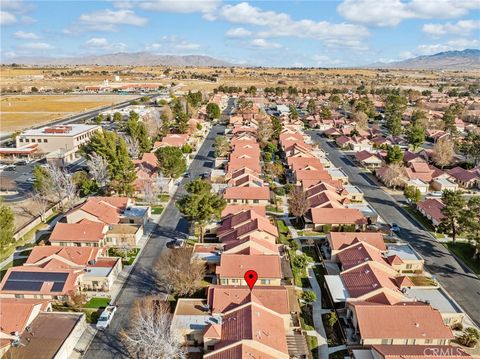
[14,31,39,40]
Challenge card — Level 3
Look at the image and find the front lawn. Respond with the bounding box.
[444,242,480,275]
[84,297,111,309]
[151,205,164,215]
[158,194,170,202]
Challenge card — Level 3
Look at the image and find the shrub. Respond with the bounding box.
[326,312,338,328]
[302,289,317,304]
[289,240,300,251]
[273,187,286,196]
[457,327,480,347]
[181,144,193,154]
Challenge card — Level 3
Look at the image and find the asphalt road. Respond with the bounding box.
[307,130,480,327]
[83,123,226,358]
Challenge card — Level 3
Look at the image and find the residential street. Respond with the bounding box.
[307,130,480,327]
[83,122,226,359]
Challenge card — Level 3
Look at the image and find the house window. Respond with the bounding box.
[425,339,432,344]
[15,294,25,299]
[260,279,270,285]
[43,139,48,143]
[207,345,214,351]
[186,334,194,341]
[253,199,259,204]
[129,219,134,224]
[31,139,36,142]
[19,138,24,142]
[381,339,391,345]
[406,264,413,269]
[231,279,239,284]
[25,139,30,142]
[92,281,99,287]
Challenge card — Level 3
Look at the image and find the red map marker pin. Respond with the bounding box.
[244,270,258,290]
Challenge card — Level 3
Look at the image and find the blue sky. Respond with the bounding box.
[1,0,479,67]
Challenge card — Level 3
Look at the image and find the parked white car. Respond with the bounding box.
[96,305,117,330]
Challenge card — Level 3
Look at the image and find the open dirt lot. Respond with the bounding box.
[0,94,137,134]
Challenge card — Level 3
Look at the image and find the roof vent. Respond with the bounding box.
[364,269,370,274]
[415,323,420,327]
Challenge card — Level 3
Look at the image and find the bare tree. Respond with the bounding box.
[125,135,141,160]
[288,186,310,225]
[432,138,455,169]
[381,164,406,189]
[86,152,109,188]
[45,164,77,210]
[143,108,162,137]
[29,190,52,222]
[214,136,230,158]
[256,117,273,148]
[120,297,186,359]
[156,248,205,297]
[352,111,368,130]
[142,177,157,204]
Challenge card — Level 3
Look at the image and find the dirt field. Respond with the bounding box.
[0,94,137,134]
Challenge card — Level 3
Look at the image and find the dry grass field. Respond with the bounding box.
[0,94,137,134]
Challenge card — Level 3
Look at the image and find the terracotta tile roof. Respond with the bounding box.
[228,167,261,180]
[156,133,189,147]
[287,156,322,170]
[0,298,50,347]
[221,205,266,218]
[203,323,222,338]
[68,196,130,224]
[216,254,282,279]
[25,246,102,267]
[328,232,386,251]
[336,242,388,270]
[228,174,264,187]
[341,262,401,298]
[204,342,280,359]
[308,191,346,209]
[417,198,444,224]
[207,285,290,314]
[352,303,454,340]
[50,220,106,243]
[305,182,342,197]
[309,208,367,225]
[218,210,276,236]
[447,166,478,182]
[295,169,332,181]
[223,236,280,255]
[218,217,278,243]
[215,302,288,354]
[372,345,471,358]
[224,186,270,200]
[226,158,262,174]
[355,150,382,162]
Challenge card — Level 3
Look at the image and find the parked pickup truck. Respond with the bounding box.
[96,305,117,330]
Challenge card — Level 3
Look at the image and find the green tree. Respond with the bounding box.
[0,199,15,251]
[411,109,427,127]
[181,143,192,154]
[319,106,332,120]
[307,99,316,114]
[289,105,299,120]
[206,103,221,121]
[155,146,187,179]
[175,111,189,134]
[111,138,136,196]
[32,165,52,193]
[386,145,404,164]
[440,190,466,243]
[404,185,421,203]
[462,197,480,259]
[176,179,226,242]
[457,327,480,348]
[72,171,99,196]
[126,117,152,154]
[113,112,122,122]
[94,113,104,124]
[459,132,480,166]
[406,123,425,149]
[385,94,407,136]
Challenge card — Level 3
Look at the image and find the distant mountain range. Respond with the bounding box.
[368,49,480,70]
[6,52,233,67]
